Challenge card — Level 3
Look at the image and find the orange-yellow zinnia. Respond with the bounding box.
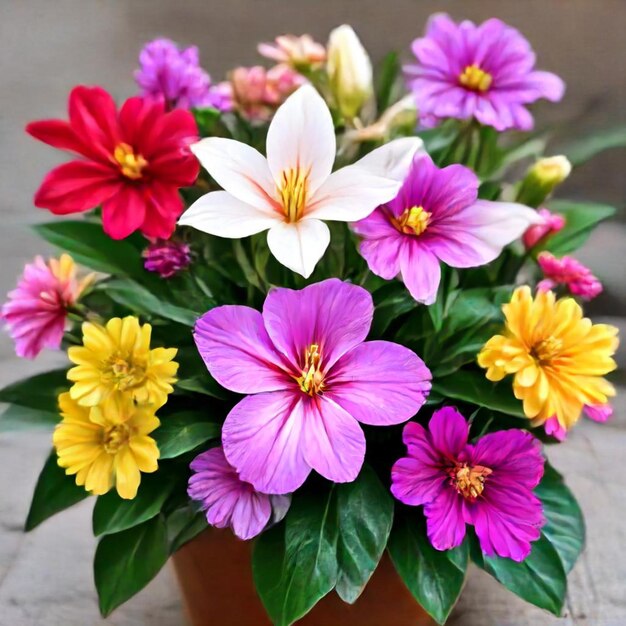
[478,286,618,433]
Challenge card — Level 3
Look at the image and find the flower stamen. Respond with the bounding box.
[296,343,325,395]
[279,167,308,222]
[103,354,147,391]
[394,205,431,236]
[531,336,563,364]
[459,64,493,92]
[452,463,492,501]
[102,423,131,455]
[114,143,148,180]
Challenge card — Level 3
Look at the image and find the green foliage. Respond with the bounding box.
[561,124,626,166]
[25,451,89,531]
[388,511,468,624]
[192,107,221,137]
[153,411,220,459]
[175,347,230,399]
[376,51,402,112]
[166,505,208,554]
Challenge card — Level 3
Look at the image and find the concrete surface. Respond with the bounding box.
[1,1,625,625]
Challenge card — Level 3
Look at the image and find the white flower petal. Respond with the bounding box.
[306,137,424,222]
[266,219,330,278]
[179,191,281,238]
[266,85,336,196]
[191,138,278,210]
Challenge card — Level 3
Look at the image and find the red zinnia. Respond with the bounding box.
[27,86,199,240]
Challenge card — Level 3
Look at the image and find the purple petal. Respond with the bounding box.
[194,305,293,394]
[399,240,441,305]
[429,407,469,458]
[326,340,431,425]
[222,391,310,494]
[301,396,366,484]
[352,210,402,281]
[424,487,467,551]
[262,278,373,371]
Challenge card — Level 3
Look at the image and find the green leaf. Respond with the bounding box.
[376,51,401,111]
[388,512,468,624]
[94,516,169,616]
[92,473,176,536]
[101,278,201,326]
[433,369,525,418]
[562,125,626,166]
[371,282,418,336]
[192,106,221,136]
[535,464,585,573]
[471,533,566,616]
[34,221,144,278]
[540,200,616,256]
[0,369,67,430]
[25,451,90,531]
[253,490,338,626]
[175,347,229,399]
[153,411,221,459]
[167,505,208,554]
[335,465,394,603]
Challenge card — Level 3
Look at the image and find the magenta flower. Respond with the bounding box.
[405,14,564,131]
[522,208,565,249]
[188,446,289,540]
[391,407,545,561]
[194,279,431,494]
[537,252,602,300]
[544,403,613,441]
[135,38,230,111]
[142,239,192,278]
[352,154,540,304]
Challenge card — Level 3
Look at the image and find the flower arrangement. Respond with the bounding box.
[1,14,621,625]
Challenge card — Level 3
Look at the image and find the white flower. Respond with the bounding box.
[179,85,423,278]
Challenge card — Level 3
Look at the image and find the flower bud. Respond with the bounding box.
[517,156,572,207]
[522,208,565,249]
[327,25,373,120]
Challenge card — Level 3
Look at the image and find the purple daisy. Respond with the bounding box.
[188,446,289,540]
[391,407,545,561]
[193,278,432,494]
[352,154,540,305]
[135,38,230,111]
[405,14,565,131]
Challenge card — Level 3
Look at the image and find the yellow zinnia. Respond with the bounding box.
[67,316,178,408]
[478,286,618,432]
[53,392,160,499]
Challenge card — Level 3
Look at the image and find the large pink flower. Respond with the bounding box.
[391,407,545,561]
[194,279,431,494]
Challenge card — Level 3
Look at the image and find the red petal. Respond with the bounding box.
[140,183,182,239]
[33,161,121,215]
[26,120,86,156]
[101,187,147,240]
[119,96,165,154]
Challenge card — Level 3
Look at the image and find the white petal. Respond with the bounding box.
[266,219,330,278]
[306,137,424,222]
[191,137,278,210]
[266,85,336,196]
[179,191,281,238]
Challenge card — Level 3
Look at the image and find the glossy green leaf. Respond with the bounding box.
[167,505,208,554]
[471,533,566,616]
[335,465,394,603]
[175,347,229,399]
[153,411,220,459]
[562,125,626,166]
[193,106,221,136]
[94,516,169,616]
[433,369,525,418]
[388,512,468,624]
[25,451,90,531]
[253,490,338,626]
[92,473,176,536]
[371,282,418,336]
[535,464,585,573]
[540,200,616,256]
[376,51,401,111]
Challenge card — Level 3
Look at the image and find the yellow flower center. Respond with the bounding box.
[104,355,147,391]
[453,463,493,501]
[395,206,431,236]
[531,336,563,364]
[296,344,325,396]
[102,423,130,455]
[113,143,148,180]
[459,64,493,92]
[279,167,308,222]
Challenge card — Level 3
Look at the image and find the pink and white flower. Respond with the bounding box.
[258,34,326,68]
[193,279,431,494]
[537,252,602,300]
[179,85,423,278]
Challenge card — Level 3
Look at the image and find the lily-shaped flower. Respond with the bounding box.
[179,85,423,278]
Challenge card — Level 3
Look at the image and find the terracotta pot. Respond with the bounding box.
[172,528,436,626]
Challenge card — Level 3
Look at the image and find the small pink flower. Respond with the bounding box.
[537,252,602,300]
[142,239,191,278]
[522,208,565,249]
[258,34,326,68]
[391,407,545,561]
[544,403,613,440]
[1,254,92,359]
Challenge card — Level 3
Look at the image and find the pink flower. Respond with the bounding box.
[522,208,565,249]
[391,407,545,561]
[537,252,602,300]
[1,254,92,359]
[188,446,289,540]
[258,34,326,68]
[193,279,432,494]
[405,14,564,131]
[142,239,191,278]
[544,403,613,441]
[352,154,540,304]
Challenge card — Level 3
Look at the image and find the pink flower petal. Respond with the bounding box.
[399,241,441,305]
[428,407,469,458]
[424,487,467,551]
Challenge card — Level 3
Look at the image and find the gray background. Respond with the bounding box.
[1,2,625,625]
